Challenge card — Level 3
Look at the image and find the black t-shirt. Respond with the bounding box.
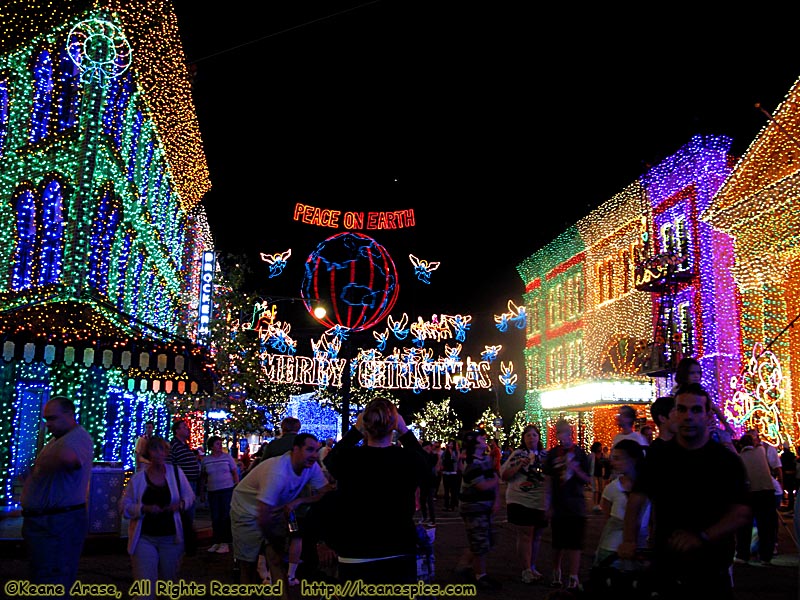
[542,444,590,517]
[141,474,177,536]
[634,438,748,574]
[323,429,427,559]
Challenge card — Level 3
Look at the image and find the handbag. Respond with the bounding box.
[173,463,197,556]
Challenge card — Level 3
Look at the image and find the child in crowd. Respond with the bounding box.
[594,439,650,569]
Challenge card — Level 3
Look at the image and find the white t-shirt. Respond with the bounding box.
[612,431,648,449]
[597,478,650,552]
[230,453,327,520]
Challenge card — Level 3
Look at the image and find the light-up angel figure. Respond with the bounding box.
[494,300,527,332]
[311,334,333,360]
[481,345,503,363]
[499,362,517,395]
[454,376,471,393]
[409,254,440,284]
[388,313,410,340]
[269,328,296,355]
[325,324,351,343]
[402,347,420,364]
[373,329,390,352]
[260,249,292,278]
[444,314,471,343]
[445,343,462,362]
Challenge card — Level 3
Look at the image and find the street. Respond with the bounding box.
[1,484,797,599]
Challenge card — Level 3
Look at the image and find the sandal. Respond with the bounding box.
[566,576,582,590]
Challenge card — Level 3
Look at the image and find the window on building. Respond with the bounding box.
[12,188,37,290]
[29,49,53,144]
[677,302,694,357]
[87,188,121,295]
[660,217,692,272]
[37,179,65,285]
[0,75,8,158]
[115,231,133,311]
[53,45,80,132]
[127,109,143,181]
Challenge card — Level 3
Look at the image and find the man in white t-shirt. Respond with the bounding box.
[230,433,332,590]
[611,405,648,449]
[317,438,335,481]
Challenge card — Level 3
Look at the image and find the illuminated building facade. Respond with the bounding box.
[702,75,800,447]
[0,0,214,507]
[518,136,740,448]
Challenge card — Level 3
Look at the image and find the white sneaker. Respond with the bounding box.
[207,544,220,553]
[521,568,535,584]
[288,577,300,586]
[215,543,230,554]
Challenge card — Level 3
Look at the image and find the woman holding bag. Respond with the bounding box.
[120,436,195,600]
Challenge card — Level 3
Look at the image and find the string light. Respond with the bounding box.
[0,1,213,507]
[518,135,754,446]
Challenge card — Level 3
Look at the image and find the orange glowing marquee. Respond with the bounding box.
[293,203,416,230]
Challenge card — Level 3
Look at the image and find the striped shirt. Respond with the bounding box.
[168,438,201,483]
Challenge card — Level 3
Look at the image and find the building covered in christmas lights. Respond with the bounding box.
[702,75,800,450]
[518,135,742,447]
[0,0,214,508]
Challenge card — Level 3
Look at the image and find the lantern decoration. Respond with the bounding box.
[302,232,399,332]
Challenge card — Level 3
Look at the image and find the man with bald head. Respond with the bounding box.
[21,396,94,593]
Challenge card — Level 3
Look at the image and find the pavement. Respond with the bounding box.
[1,491,798,599]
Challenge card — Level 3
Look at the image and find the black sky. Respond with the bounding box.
[170,1,800,422]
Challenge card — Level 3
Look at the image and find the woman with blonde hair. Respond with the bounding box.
[120,436,195,600]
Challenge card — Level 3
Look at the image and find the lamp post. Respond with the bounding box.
[262,296,327,322]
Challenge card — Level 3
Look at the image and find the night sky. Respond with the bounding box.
[170,2,800,423]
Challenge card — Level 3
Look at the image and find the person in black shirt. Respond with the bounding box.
[649,395,675,449]
[441,440,461,511]
[323,397,427,598]
[620,384,751,599]
[419,441,439,525]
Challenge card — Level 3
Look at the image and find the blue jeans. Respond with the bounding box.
[208,487,234,544]
[22,509,89,598]
[131,534,184,600]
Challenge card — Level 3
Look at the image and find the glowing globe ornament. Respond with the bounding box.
[302,232,399,332]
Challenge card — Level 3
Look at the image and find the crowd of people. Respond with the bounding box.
[12,358,800,599]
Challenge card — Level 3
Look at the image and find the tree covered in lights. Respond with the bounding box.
[413,397,461,442]
[476,406,506,445]
[208,256,301,436]
[313,385,400,426]
[507,409,530,449]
